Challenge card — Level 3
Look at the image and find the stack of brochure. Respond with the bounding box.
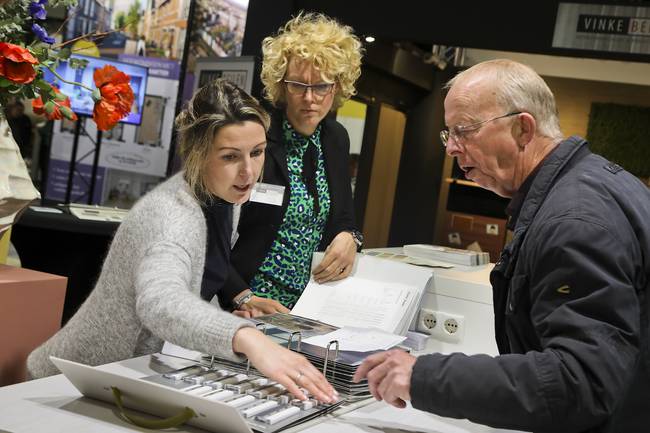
[291,273,423,336]
[404,244,490,266]
[363,249,454,269]
[211,318,398,400]
[64,203,129,222]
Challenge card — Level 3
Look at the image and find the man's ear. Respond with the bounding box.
[514,112,536,149]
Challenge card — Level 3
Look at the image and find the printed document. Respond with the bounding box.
[291,277,420,335]
[303,327,406,352]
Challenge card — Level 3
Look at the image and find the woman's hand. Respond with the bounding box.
[312,231,357,283]
[237,295,289,318]
[232,327,338,403]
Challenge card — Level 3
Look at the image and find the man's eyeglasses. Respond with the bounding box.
[284,80,335,97]
[440,111,522,147]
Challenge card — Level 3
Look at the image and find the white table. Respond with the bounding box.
[0,354,522,433]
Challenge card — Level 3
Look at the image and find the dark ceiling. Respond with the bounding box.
[244,0,650,65]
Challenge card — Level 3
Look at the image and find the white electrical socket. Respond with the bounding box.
[416,308,465,343]
[416,308,437,334]
[436,311,465,343]
[486,224,499,235]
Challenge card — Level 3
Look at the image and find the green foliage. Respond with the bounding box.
[44,100,55,113]
[34,79,51,92]
[126,0,141,37]
[58,47,72,60]
[114,11,127,30]
[50,0,78,7]
[59,104,74,120]
[68,57,89,69]
[32,45,50,62]
[0,0,29,41]
[587,102,650,178]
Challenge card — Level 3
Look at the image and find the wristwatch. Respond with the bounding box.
[232,289,253,310]
[347,230,364,252]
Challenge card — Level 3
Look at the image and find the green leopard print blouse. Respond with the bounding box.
[249,119,331,308]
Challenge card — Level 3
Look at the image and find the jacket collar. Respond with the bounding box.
[266,110,336,185]
[495,136,588,281]
[513,135,589,236]
[267,110,290,184]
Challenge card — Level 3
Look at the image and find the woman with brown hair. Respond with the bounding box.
[27,79,337,403]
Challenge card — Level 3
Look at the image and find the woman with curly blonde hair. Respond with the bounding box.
[216,13,365,316]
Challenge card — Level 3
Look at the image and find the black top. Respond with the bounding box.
[200,198,233,302]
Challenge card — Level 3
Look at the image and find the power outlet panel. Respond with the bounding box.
[486,223,499,235]
[417,308,437,333]
[416,308,465,343]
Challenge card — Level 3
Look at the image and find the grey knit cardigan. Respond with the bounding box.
[27,173,251,378]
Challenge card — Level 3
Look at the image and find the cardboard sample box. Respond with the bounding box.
[0,264,66,385]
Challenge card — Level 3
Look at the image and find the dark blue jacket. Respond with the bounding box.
[411,137,650,433]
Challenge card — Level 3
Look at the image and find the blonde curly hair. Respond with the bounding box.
[260,12,363,110]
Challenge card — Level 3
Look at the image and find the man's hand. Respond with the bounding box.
[353,349,416,408]
[312,231,356,283]
[236,294,289,318]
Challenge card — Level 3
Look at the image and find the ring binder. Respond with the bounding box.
[287,331,302,352]
[323,340,339,381]
[256,323,269,335]
[248,323,270,374]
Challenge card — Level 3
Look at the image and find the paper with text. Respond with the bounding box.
[303,327,406,352]
[291,277,418,335]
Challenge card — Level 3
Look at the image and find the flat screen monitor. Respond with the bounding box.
[43,54,148,126]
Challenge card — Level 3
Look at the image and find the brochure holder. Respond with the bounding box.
[52,355,343,433]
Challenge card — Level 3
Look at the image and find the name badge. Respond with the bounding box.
[249,182,285,206]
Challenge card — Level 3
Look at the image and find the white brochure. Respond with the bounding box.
[303,327,406,352]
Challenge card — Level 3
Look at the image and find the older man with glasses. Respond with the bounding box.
[355,59,650,433]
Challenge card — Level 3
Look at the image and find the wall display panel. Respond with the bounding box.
[191,0,249,59]
[65,0,189,62]
[179,0,251,106]
[336,100,367,155]
[192,56,255,94]
[45,57,180,205]
[49,0,252,200]
[101,167,162,209]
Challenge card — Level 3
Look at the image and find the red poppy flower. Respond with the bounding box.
[0,42,38,84]
[92,65,134,131]
[32,85,78,121]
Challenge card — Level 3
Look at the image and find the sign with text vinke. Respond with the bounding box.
[553,3,650,55]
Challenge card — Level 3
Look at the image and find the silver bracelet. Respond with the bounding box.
[233,290,253,309]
